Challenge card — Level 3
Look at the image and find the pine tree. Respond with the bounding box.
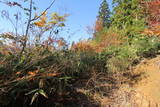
[97,0,111,28]
[111,0,146,36]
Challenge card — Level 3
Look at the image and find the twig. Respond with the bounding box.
[20,0,33,55]
[30,0,56,22]
[20,0,57,55]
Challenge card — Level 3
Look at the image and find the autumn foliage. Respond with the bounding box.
[143,25,160,36]
[94,18,104,33]
[1,0,160,107]
[95,32,122,52]
[34,12,67,30]
[141,0,160,27]
[71,40,94,52]
[141,0,160,36]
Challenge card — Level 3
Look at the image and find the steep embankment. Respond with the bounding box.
[103,56,160,107]
[133,56,160,106]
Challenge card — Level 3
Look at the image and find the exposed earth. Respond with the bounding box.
[103,56,160,107]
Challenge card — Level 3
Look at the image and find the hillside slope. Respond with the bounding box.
[103,56,160,107]
[133,56,160,106]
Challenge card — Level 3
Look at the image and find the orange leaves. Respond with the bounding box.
[72,31,122,53]
[57,38,66,48]
[33,12,67,29]
[143,25,160,36]
[71,40,94,52]
[28,71,36,76]
[16,72,21,75]
[45,72,61,77]
[95,18,103,33]
[27,69,61,78]
[34,12,47,27]
[94,32,122,52]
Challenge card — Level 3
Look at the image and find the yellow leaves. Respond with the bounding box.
[51,13,66,22]
[58,23,65,27]
[34,12,47,27]
[34,22,44,27]
[33,12,67,29]
[48,21,57,25]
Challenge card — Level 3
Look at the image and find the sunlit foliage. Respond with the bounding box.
[94,18,104,33]
[0,0,160,106]
[34,12,67,29]
[141,0,160,27]
[71,40,94,52]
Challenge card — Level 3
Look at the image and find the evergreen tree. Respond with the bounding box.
[97,0,111,28]
[111,0,146,36]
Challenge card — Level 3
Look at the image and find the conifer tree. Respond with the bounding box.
[111,0,146,36]
[97,0,111,28]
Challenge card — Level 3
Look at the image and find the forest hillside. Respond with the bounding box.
[0,0,160,107]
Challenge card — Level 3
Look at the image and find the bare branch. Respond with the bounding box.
[20,0,33,55]
[30,0,56,22]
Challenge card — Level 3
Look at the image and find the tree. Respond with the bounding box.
[97,0,111,28]
[20,0,57,55]
[111,0,146,36]
[0,0,65,54]
[141,0,160,27]
[141,0,160,36]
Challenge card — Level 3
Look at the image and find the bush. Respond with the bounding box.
[0,48,111,106]
[106,34,160,73]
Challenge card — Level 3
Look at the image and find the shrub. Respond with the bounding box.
[106,34,160,73]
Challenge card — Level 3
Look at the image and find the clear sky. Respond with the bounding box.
[0,0,112,43]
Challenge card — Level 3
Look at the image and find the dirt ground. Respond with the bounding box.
[101,56,160,107]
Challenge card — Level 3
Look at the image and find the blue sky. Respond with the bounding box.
[0,0,112,43]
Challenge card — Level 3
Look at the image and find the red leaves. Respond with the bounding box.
[141,0,160,27]
[141,0,160,36]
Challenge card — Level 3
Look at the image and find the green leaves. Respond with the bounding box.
[30,92,39,105]
[98,0,111,28]
[25,89,39,96]
[33,6,37,11]
[25,89,48,105]
[23,8,30,12]
[38,89,48,98]
[111,0,146,36]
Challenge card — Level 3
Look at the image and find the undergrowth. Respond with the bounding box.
[0,33,160,107]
